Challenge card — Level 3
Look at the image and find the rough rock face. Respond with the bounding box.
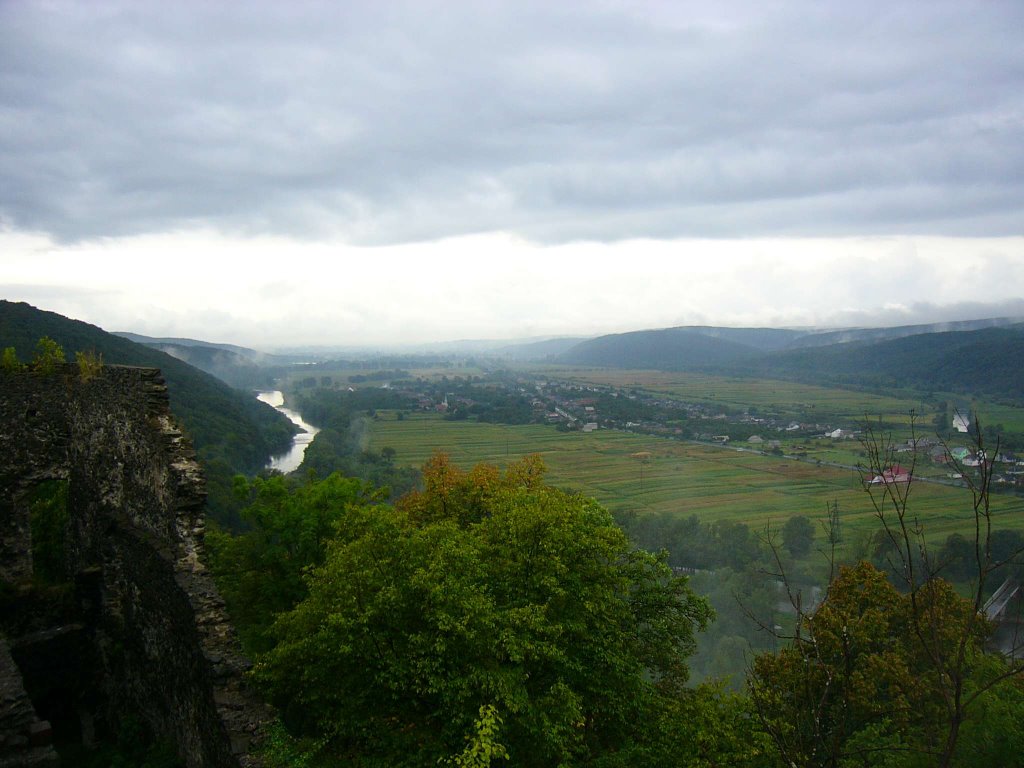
[0,638,59,767]
[0,365,267,767]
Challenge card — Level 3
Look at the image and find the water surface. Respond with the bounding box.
[257,390,320,473]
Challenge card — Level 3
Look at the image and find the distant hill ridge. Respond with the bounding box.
[745,325,1024,401]
[783,317,1024,349]
[113,331,264,357]
[554,318,1024,402]
[112,331,316,388]
[558,327,772,369]
[0,301,297,476]
[495,336,593,360]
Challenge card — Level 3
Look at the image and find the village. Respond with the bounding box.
[334,369,1024,493]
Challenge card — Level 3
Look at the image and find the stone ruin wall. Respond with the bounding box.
[0,365,266,767]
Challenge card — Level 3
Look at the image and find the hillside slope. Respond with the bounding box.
[556,326,776,369]
[0,301,297,494]
[113,332,305,388]
[553,320,1024,403]
[496,336,593,361]
[783,317,1024,349]
[742,326,1024,401]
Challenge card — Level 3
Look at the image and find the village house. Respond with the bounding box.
[868,464,911,484]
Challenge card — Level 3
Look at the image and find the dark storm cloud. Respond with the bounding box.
[1,0,1022,244]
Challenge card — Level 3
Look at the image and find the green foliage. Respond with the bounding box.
[256,720,325,768]
[745,326,1024,404]
[443,705,509,768]
[252,455,712,767]
[0,300,298,526]
[618,511,766,571]
[75,348,103,381]
[206,472,376,653]
[956,655,1024,766]
[619,682,772,767]
[29,480,70,585]
[781,514,815,558]
[290,388,421,497]
[686,568,777,689]
[32,335,65,373]
[749,562,990,767]
[938,533,975,582]
[1,345,23,371]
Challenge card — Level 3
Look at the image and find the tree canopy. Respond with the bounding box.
[749,561,991,767]
[206,472,379,653]
[252,455,714,767]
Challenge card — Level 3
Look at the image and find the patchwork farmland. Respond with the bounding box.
[368,411,1024,551]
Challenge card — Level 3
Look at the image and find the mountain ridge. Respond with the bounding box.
[552,319,1024,402]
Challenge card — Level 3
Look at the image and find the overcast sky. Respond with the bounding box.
[2,1,1023,348]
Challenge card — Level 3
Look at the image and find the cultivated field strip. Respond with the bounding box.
[368,413,1024,547]
[530,367,930,420]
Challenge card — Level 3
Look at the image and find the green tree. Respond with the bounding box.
[937,533,974,583]
[753,416,1024,768]
[75,349,103,381]
[206,472,377,653]
[253,455,713,767]
[1,346,22,372]
[32,335,65,373]
[749,562,983,767]
[781,514,815,559]
[444,705,509,768]
[955,654,1024,765]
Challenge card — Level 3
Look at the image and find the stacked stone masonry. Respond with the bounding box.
[0,365,267,767]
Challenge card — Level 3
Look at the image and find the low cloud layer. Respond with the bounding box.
[2,1,1022,245]
[3,233,1022,348]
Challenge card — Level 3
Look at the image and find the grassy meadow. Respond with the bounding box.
[368,411,1024,554]
[531,366,939,421]
[530,367,1022,429]
[527,366,1024,475]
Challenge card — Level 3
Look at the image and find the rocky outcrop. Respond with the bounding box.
[0,365,267,767]
[0,638,59,768]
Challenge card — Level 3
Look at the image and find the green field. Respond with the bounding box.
[525,366,1024,474]
[530,366,935,420]
[281,365,489,391]
[964,400,1024,433]
[368,412,1024,552]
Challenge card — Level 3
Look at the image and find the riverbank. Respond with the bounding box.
[256,390,319,473]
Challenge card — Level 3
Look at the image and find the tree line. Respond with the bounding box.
[205,432,1024,767]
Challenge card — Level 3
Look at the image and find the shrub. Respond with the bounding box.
[76,349,104,381]
[32,336,65,374]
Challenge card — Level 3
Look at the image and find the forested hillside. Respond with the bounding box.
[0,301,297,523]
[557,326,766,369]
[114,331,298,388]
[741,325,1024,400]
[783,316,1023,348]
[555,321,1024,403]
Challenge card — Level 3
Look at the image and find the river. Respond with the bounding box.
[256,390,320,473]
